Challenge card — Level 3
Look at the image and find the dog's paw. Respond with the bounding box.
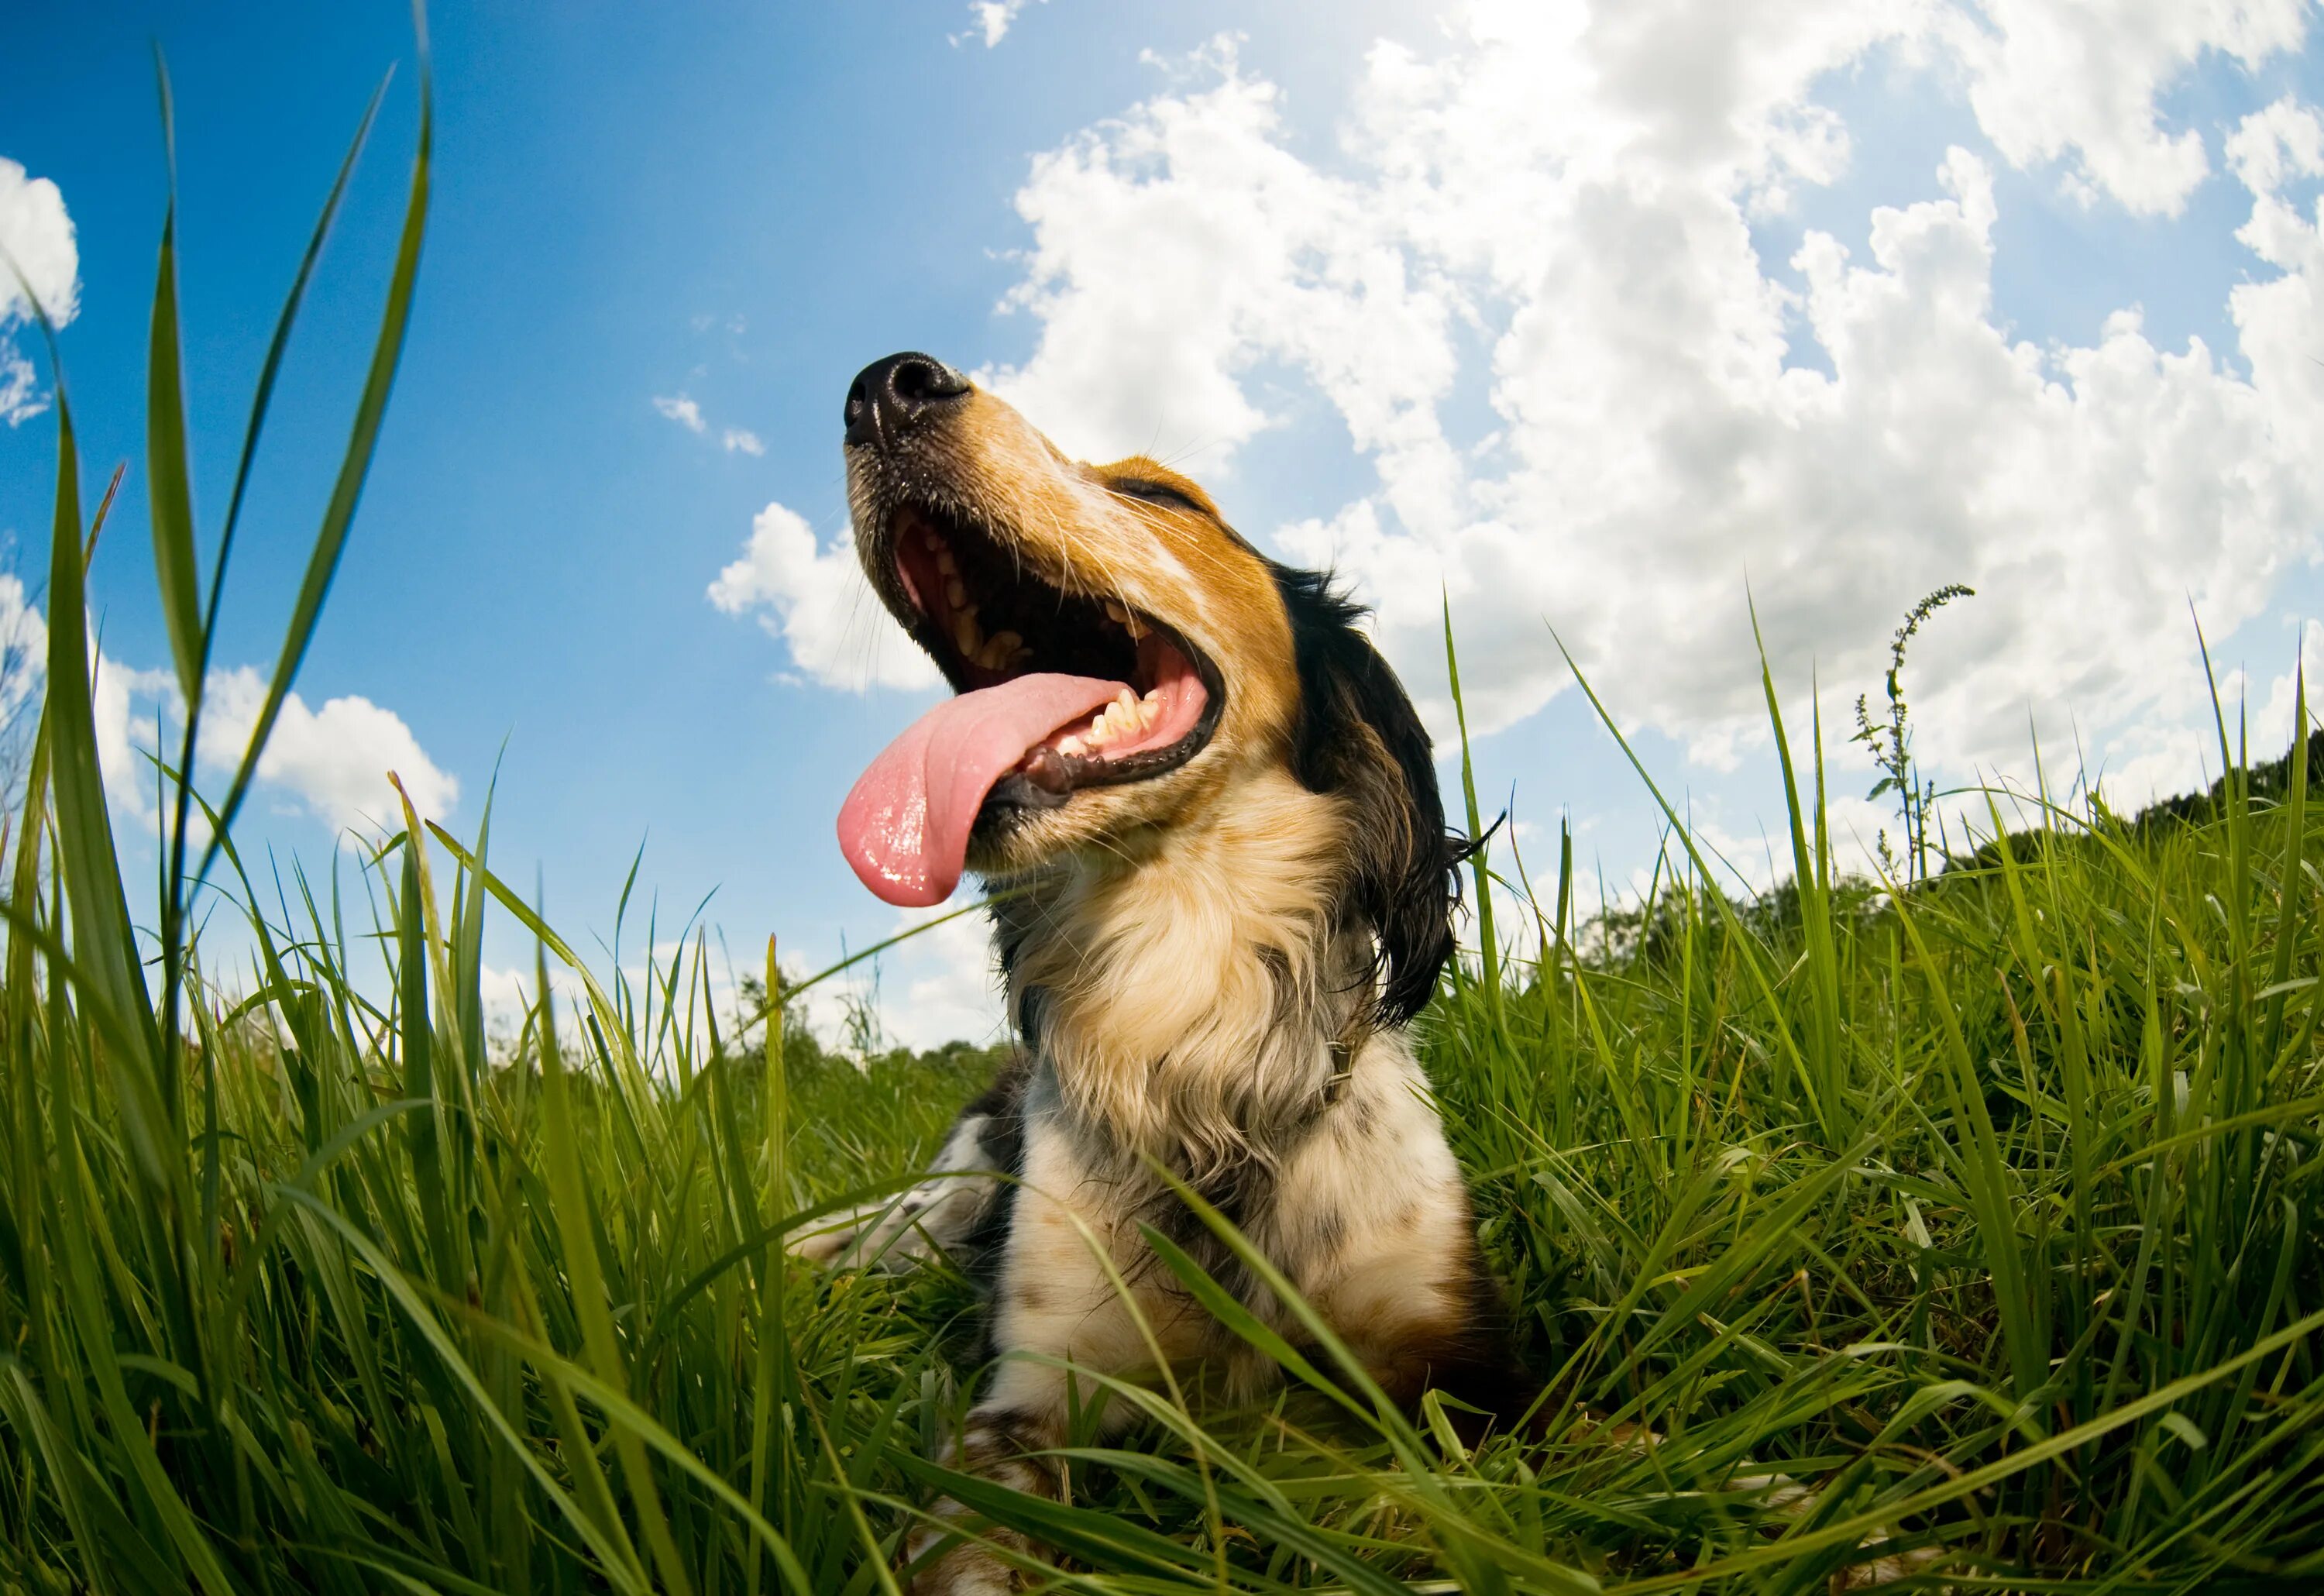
[905,1525,1035,1594]
[786,1206,878,1265]
[790,1195,957,1271]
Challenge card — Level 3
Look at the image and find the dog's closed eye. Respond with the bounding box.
[1111,477,1208,515]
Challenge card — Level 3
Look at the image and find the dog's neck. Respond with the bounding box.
[998,765,1377,1175]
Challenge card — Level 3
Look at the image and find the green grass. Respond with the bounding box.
[3,55,2322,1596]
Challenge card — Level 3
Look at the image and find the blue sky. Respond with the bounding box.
[4,2,2322,1044]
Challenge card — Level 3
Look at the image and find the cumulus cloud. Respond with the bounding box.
[56,614,459,837]
[0,156,80,424]
[880,904,1009,1049]
[1941,0,2310,215]
[708,500,941,692]
[0,575,47,724]
[195,666,459,832]
[652,393,706,433]
[976,1,2324,803]
[963,0,1045,48]
[720,425,765,456]
[91,653,180,823]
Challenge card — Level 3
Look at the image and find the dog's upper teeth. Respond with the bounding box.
[944,577,968,607]
[954,611,982,657]
[935,548,957,576]
[1104,601,1129,624]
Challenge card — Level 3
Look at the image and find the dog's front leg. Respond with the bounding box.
[907,1126,1188,1594]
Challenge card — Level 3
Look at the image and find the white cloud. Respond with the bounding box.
[709,500,941,692]
[979,3,2324,807]
[783,906,1009,1052]
[72,630,459,838]
[658,393,766,457]
[652,392,706,433]
[477,960,596,1045]
[91,652,180,823]
[1,590,453,836]
[882,904,1009,1049]
[0,574,47,725]
[963,0,1045,48]
[0,156,80,425]
[1940,0,2310,216]
[195,666,459,833]
[2226,95,2324,195]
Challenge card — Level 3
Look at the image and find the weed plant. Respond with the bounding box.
[2,57,2321,1596]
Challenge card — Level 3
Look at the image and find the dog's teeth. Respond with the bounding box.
[922,530,941,552]
[944,577,968,607]
[954,613,982,656]
[1124,615,1148,640]
[990,630,1022,655]
[1104,601,1129,624]
[1141,686,1162,705]
[1057,734,1086,757]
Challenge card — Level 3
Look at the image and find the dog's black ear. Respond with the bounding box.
[1270,562,1459,1026]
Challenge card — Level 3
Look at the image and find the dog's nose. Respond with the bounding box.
[844,352,970,448]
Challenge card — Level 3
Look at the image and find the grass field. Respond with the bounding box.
[3,60,2322,1596]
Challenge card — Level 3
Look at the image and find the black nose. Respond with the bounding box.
[844,352,970,448]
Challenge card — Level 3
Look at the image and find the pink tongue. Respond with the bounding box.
[837,672,1126,906]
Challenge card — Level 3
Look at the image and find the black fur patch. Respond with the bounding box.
[1269,562,1462,1026]
[954,1051,1032,1296]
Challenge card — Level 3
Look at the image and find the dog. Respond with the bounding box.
[806,352,1519,1593]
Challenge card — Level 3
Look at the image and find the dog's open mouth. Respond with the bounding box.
[837,503,1225,906]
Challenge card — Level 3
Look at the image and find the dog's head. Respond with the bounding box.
[836,352,1458,1023]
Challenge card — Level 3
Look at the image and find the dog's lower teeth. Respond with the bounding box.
[945,577,968,607]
